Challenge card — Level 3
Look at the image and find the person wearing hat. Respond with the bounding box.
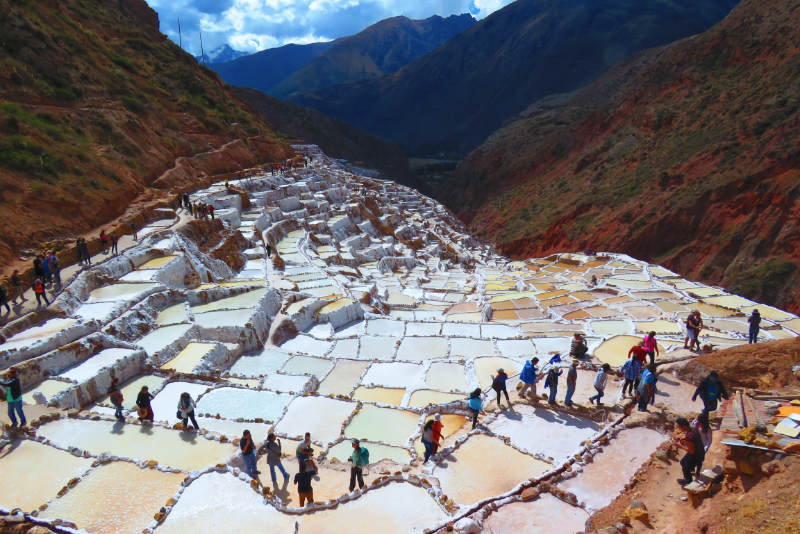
[491,368,510,409]
[266,432,289,484]
[296,432,313,472]
[135,385,154,422]
[570,333,588,359]
[1,368,26,427]
[519,357,539,400]
[349,438,369,491]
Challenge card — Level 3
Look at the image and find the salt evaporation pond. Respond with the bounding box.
[344,405,419,447]
[396,337,449,360]
[195,387,292,422]
[155,304,188,325]
[425,361,468,392]
[150,381,210,420]
[326,439,411,464]
[275,395,355,444]
[361,361,423,388]
[86,283,159,303]
[281,355,334,378]
[59,348,137,382]
[193,308,255,329]
[159,342,217,374]
[229,348,292,377]
[483,493,589,533]
[22,379,74,404]
[190,288,266,313]
[317,360,370,395]
[0,318,77,352]
[137,324,193,357]
[35,419,233,470]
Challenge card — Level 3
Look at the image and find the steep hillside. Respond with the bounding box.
[271,14,475,99]
[291,0,737,156]
[232,87,420,189]
[210,42,334,95]
[450,0,800,312]
[0,0,292,264]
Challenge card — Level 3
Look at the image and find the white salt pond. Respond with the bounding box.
[0,439,93,512]
[86,283,159,303]
[482,493,589,533]
[425,361,468,392]
[150,381,210,421]
[195,387,292,422]
[361,361,423,388]
[137,324,193,357]
[326,439,411,464]
[35,419,233,470]
[155,303,189,326]
[560,427,666,511]
[281,355,334,378]
[0,318,78,352]
[22,379,74,404]
[159,342,217,374]
[280,334,334,356]
[396,336,449,360]
[344,405,419,447]
[275,395,355,444]
[317,360,370,395]
[59,348,137,383]
[191,288,267,313]
[193,308,255,329]
[229,348,292,377]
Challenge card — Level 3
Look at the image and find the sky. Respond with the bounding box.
[145,0,516,55]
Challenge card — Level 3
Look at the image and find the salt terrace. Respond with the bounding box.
[1,145,798,534]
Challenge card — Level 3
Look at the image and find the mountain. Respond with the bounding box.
[210,41,334,95]
[0,0,291,263]
[290,0,738,156]
[271,14,475,99]
[447,0,800,312]
[196,44,247,65]
[233,87,420,189]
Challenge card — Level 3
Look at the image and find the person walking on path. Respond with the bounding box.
[296,432,313,472]
[1,368,26,427]
[570,333,588,359]
[111,235,119,256]
[692,371,729,414]
[564,359,578,406]
[430,414,443,455]
[240,429,259,478]
[10,270,25,304]
[468,388,483,429]
[691,411,713,466]
[100,230,109,253]
[107,377,125,421]
[642,331,659,365]
[519,357,538,399]
[130,221,139,241]
[491,368,510,409]
[421,419,436,463]
[545,365,561,405]
[621,355,643,397]
[685,311,703,352]
[674,417,705,486]
[266,433,289,484]
[266,244,272,258]
[637,364,657,412]
[628,341,648,365]
[349,438,369,491]
[49,252,61,288]
[208,205,215,220]
[42,254,52,285]
[0,285,10,314]
[33,278,49,308]
[33,256,45,281]
[177,392,199,430]
[294,458,317,506]
[589,363,611,405]
[748,309,761,344]
[136,386,154,422]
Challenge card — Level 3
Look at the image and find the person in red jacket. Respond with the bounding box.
[430,413,444,455]
[32,278,49,308]
[628,341,648,364]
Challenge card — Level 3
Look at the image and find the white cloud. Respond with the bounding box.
[145,0,515,55]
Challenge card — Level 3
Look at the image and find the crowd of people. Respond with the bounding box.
[179,194,215,220]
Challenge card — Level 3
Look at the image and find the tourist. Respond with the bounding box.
[0,285,10,314]
[100,229,109,252]
[111,234,119,255]
[130,221,139,241]
[519,357,538,399]
[10,270,25,303]
[294,458,317,506]
[491,368,510,409]
[620,354,643,397]
[468,388,483,429]
[209,205,215,219]
[266,244,272,258]
[296,432,313,472]
[136,385,154,421]
[642,331,659,365]
[747,309,761,344]
[107,377,124,421]
[564,359,578,406]
[49,252,61,287]
[421,419,436,463]
[589,363,611,405]
[266,432,289,484]
[628,341,648,365]
[637,364,657,412]
[32,278,49,308]
[545,365,561,405]
[349,438,369,491]
[1,368,26,427]
[430,413,443,455]
[674,417,705,485]
[33,256,45,280]
[570,333,588,359]
[177,392,199,431]
[240,429,259,478]
[692,371,728,414]
[691,411,713,475]
[684,311,703,352]
[42,253,51,285]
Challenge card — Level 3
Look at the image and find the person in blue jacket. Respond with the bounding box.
[468,388,483,429]
[519,357,539,399]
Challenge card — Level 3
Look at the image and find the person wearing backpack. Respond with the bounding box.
[491,368,510,409]
[177,392,199,431]
[620,355,642,397]
[266,432,289,484]
[1,368,26,427]
[692,371,728,413]
[637,364,657,412]
[107,377,125,421]
[589,363,611,405]
[519,358,538,399]
[468,388,483,429]
[545,366,562,405]
[349,438,369,491]
[32,278,49,308]
[421,419,436,463]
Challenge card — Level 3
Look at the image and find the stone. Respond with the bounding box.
[521,487,540,501]
[453,517,481,534]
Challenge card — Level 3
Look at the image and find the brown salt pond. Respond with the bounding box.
[0,440,93,512]
[44,462,184,534]
[432,434,551,505]
[482,493,589,533]
[353,386,406,405]
[560,427,666,511]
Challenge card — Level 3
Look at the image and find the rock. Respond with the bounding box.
[452,518,480,534]
[521,487,540,501]
[761,459,784,476]
[782,441,800,454]
[26,527,54,534]
[654,450,670,463]
[629,499,647,510]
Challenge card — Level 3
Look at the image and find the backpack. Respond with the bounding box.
[360,447,369,465]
